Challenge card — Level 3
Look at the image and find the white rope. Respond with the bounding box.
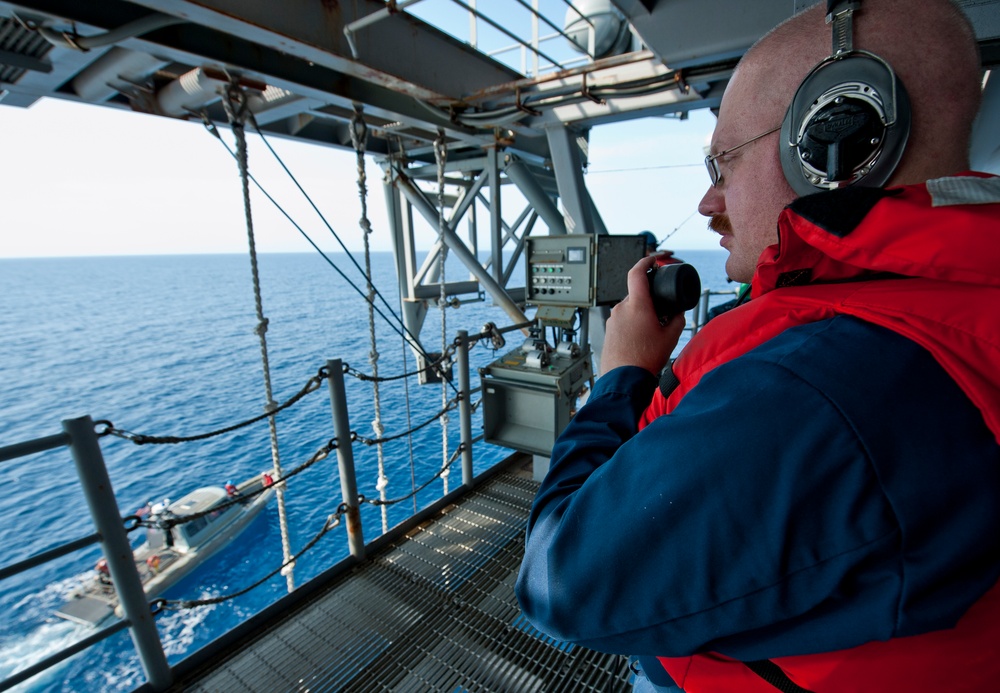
[434,130,450,495]
[222,84,295,591]
[350,106,389,533]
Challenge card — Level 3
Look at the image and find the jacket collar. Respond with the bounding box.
[753,173,1000,298]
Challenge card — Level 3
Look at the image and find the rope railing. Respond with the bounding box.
[354,398,460,446]
[95,367,329,445]
[341,347,454,384]
[220,80,296,590]
[350,104,392,531]
[434,129,452,496]
[91,361,465,462]
[156,502,350,610]
[128,438,339,531]
[366,444,463,507]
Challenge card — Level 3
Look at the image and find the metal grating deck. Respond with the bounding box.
[175,470,631,692]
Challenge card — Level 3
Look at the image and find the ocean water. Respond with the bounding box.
[0,250,732,692]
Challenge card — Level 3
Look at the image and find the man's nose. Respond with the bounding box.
[698,185,724,218]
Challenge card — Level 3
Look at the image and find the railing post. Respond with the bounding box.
[62,416,171,692]
[326,359,365,559]
[456,331,475,487]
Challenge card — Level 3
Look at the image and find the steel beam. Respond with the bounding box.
[127,0,522,101]
[393,169,529,328]
[502,157,566,234]
[488,147,503,282]
[63,416,171,691]
[545,123,594,234]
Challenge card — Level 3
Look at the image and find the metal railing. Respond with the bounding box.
[0,419,172,692]
[344,0,596,76]
[1,299,731,691]
[0,330,488,692]
[689,287,741,337]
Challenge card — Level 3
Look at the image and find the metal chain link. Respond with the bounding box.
[353,398,459,446]
[156,502,351,611]
[366,444,463,507]
[128,438,338,532]
[341,343,456,384]
[95,367,328,445]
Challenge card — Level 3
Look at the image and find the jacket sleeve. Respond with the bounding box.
[514,318,1000,660]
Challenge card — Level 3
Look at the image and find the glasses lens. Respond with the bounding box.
[705,156,720,187]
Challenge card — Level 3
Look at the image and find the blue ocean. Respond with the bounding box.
[0,250,732,692]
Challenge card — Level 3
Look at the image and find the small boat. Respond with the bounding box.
[55,473,276,627]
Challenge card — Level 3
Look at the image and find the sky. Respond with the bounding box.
[0,94,720,259]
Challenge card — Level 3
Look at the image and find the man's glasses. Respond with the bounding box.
[704,125,781,187]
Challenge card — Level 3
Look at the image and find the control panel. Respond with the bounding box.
[526,234,645,308]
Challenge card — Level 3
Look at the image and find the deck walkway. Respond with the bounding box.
[169,461,631,692]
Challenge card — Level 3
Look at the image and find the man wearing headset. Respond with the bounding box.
[516,0,1000,691]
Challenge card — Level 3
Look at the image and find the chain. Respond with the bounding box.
[354,398,459,446]
[366,444,463,507]
[128,438,338,532]
[341,344,456,384]
[156,503,351,611]
[95,367,328,445]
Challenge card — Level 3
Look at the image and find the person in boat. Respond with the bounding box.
[516,1,1000,691]
[225,480,239,496]
[262,472,274,487]
[95,558,111,585]
[638,230,682,266]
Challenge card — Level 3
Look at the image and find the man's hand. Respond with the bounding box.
[601,256,686,375]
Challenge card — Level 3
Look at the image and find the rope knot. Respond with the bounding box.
[222,81,251,127]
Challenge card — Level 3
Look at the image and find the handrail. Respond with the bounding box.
[0,419,171,693]
[0,432,69,462]
[2,334,482,691]
[0,532,101,582]
[689,287,739,336]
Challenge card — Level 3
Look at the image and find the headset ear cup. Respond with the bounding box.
[780,53,911,196]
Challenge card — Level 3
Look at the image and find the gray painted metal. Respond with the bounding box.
[392,168,530,328]
[174,470,630,692]
[456,330,475,487]
[0,431,68,462]
[63,416,171,691]
[503,157,568,235]
[326,359,365,560]
[126,0,522,100]
[545,123,595,235]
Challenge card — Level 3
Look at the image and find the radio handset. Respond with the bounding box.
[646,263,702,319]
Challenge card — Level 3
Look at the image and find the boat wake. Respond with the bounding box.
[0,619,86,691]
[1,580,224,691]
[157,593,218,657]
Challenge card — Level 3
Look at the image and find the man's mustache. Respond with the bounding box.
[709,215,732,234]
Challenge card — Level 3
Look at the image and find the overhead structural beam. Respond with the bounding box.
[488,147,503,282]
[130,0,522,101]
[412,169,490,286]
[545,123,594,234]
[392,168,529,328]
[502,157,567,234]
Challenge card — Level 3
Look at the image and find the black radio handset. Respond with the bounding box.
[647,263,702,319]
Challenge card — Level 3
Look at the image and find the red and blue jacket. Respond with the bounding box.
[516,176,1000,692]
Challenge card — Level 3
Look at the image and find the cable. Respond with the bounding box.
[199,112,452,385]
